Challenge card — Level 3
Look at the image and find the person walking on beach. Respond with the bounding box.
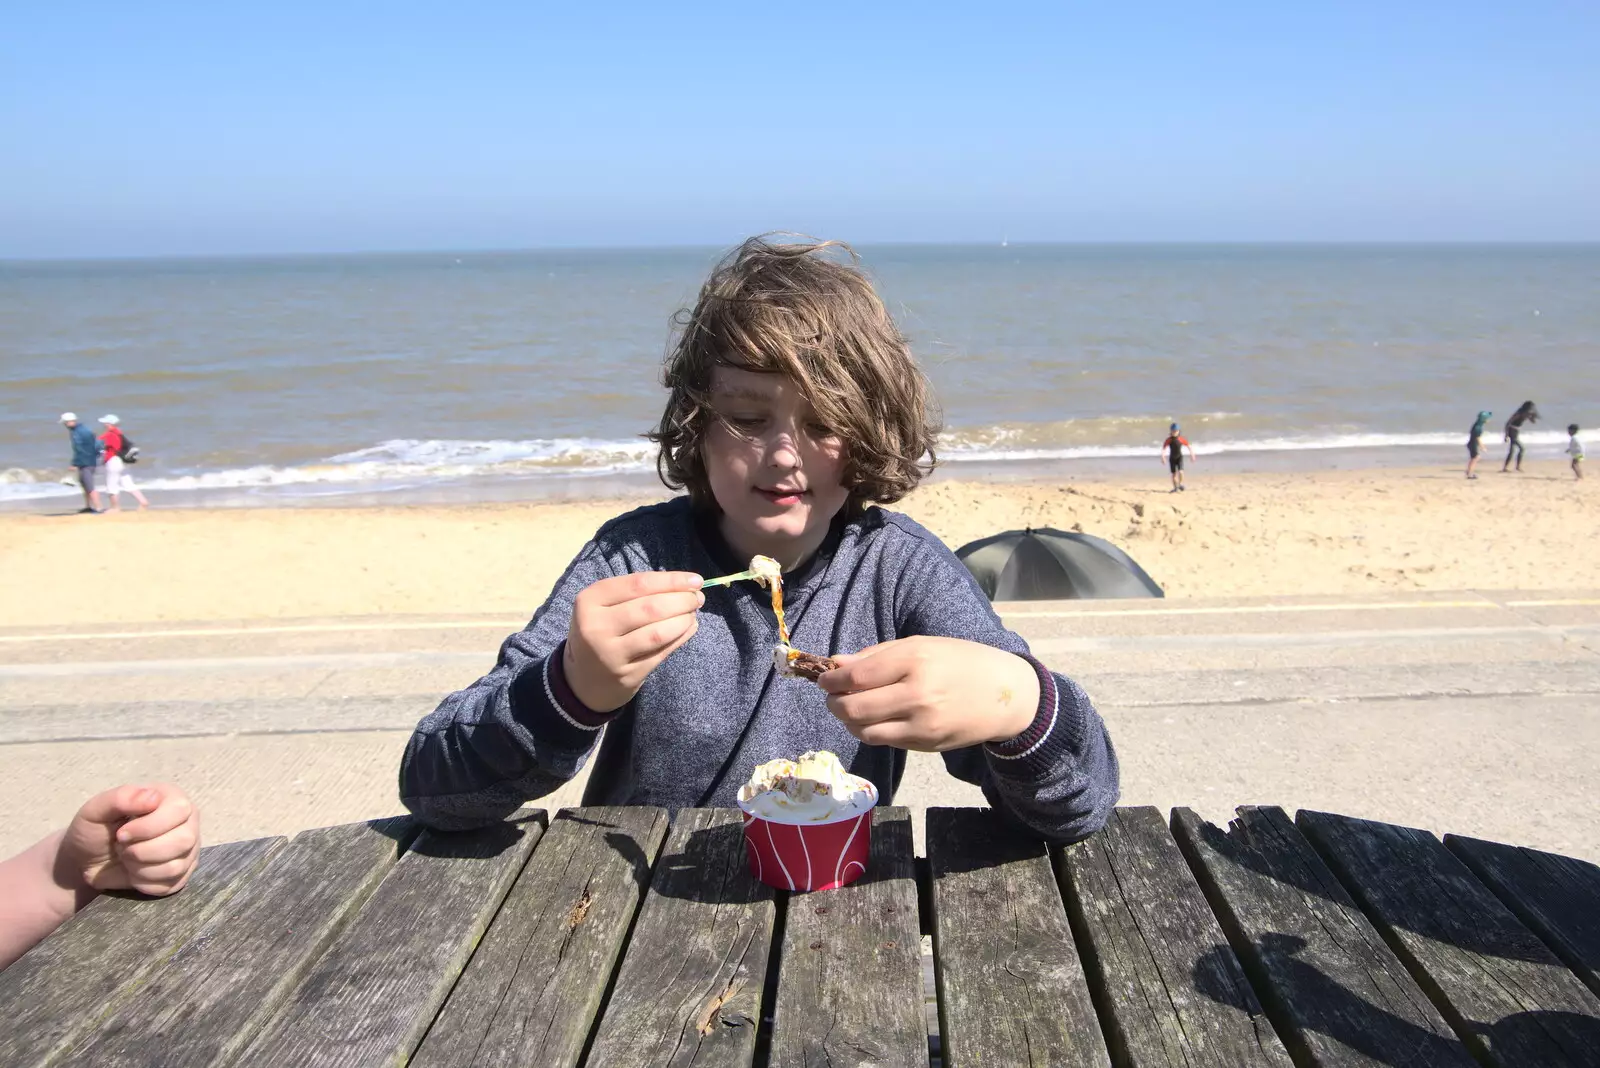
[59,413,101,513]
[1466,409,1492,479]
[97,414,149,511]
[1568,424,1585,481]
[1161,422,1196,492]
[1502,400,1539,473]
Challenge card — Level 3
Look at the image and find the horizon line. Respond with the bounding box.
[6,237,1600,265]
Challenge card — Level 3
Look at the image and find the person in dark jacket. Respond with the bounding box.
[59,413,101,513]
[1502,401,1539,473]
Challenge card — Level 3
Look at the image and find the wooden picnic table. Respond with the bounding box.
[4,803,1600,1067]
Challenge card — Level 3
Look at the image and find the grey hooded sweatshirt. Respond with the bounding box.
[399,497,1119,843]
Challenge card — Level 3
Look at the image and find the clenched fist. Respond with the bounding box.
[60,783,201,897]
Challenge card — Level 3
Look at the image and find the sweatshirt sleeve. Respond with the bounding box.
[398,539,624,831]
[890,528,1120,844]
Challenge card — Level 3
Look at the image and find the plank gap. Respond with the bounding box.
[751,885,789,1068]
[1170,811,1320,1068]
[1446,834,1600,1002]
[1054,844,1128,1067]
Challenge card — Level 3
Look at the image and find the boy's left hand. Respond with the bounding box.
[58,784,200,898]
[819,637,1039,752]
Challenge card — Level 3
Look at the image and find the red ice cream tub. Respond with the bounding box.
[737,784,878,893]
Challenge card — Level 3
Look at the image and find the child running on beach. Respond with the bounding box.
[1466,410,1491,479]
[1503,400,1540,473]
[1569,424,1585,481]
[1160,422,1196,492]
[399,237,1118,844]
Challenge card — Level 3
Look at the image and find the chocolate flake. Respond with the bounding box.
[784,649,839,682]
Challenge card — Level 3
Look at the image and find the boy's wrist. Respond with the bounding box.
[561,640,633,715]
[986,653,1044,744]
[550,642,623,728]
[40,829,94,917]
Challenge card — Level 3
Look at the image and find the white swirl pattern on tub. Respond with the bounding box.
[834,813,866,888]
[766,821,795,892]
[744,816,763,886]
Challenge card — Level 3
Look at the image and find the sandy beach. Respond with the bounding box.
[3,462,1593,627]
[2,460,1596,866]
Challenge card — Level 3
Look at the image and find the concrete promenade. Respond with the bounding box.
[2,589,1597,860]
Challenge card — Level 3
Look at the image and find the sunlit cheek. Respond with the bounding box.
[704,428,752,482]
[808,439,848,492]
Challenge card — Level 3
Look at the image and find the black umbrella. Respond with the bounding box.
[955,527,1164,601]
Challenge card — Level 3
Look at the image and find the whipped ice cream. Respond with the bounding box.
[748,554,783,587]
[737,750,877,823]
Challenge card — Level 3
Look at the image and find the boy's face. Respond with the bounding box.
[703,366,850,568]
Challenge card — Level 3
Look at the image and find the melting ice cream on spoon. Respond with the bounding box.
[702,554,840,681]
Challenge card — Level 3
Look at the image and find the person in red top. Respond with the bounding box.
[97,415,149,511]
[1160,422,1196,493]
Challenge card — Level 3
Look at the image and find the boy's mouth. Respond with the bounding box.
[754,486,807,506]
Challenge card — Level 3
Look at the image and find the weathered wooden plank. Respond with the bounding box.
[1056,805,1291,1067]
[768,807,925,1068]
[64,816,416,1068]
[927,807,1109,1068]
[1171,806,1474,1067]
[0,836,282,1068]
[408,806,670,1068]
[233,814,544,1068]
[1447,833,1600,1000]
[1298,810,1600,1067]
[583,808,775,1068]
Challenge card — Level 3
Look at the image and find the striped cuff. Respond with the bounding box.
[543,641,615,729]
[984,654,1094,780]
[986,654,1058,761]
[506,642,620,751]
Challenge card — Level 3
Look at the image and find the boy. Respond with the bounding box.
[399,237,1118,844]
[1,783,199,969]
[1569,424,1585,481]
[1161,422,1195,492]
[1466,410,1491,479]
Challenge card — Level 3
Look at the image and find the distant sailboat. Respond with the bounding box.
[1000,234,1008,248]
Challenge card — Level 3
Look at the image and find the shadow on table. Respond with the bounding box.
[647,820,770,904]
[1196,939,1600,1066]
[1186,815,1600,969]
[554,812,660,898]
[406,818,537,856]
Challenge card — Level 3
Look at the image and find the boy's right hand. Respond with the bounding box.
[563,572,704,712]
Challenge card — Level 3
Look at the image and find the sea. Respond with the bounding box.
[2,244,1596,508]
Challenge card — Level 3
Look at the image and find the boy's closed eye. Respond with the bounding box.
[715,408,838,441]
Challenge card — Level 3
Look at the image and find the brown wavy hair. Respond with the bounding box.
[649,235,940,509]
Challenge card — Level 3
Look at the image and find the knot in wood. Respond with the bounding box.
[565,889,592,929]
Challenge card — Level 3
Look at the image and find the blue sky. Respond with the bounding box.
[3,2,1597,256]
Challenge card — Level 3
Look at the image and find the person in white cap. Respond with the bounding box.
[97,415,149,511]
[60,413,101,513]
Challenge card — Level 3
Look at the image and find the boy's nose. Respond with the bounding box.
[767,435,801,469]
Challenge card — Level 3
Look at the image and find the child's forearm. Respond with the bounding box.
[0,829,89,970]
